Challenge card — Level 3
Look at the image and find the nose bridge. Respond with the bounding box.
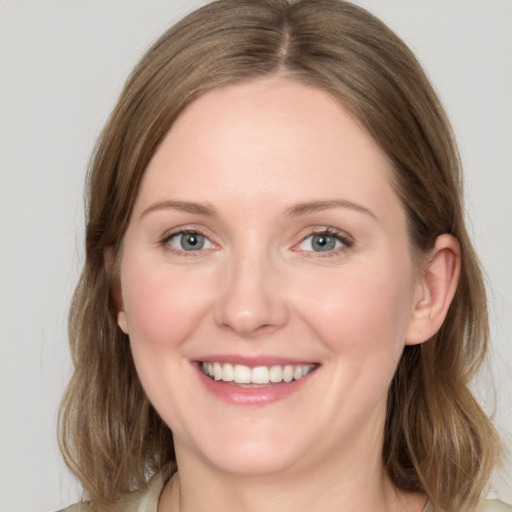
[215,240,288,337]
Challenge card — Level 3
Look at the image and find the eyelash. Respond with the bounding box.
[159,227,354,257]
[160,228,215,257]
[296,228,354,256]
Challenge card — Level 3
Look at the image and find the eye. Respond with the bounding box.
[165,231,215,252]
[297,230,352,253]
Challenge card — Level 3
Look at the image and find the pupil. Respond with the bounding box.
[313,235,335,251]
[182,234,204,250]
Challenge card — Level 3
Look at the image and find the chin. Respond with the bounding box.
[206,450,299,478]
[178,428,310,478]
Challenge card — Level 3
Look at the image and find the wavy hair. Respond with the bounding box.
[58,1,501,510]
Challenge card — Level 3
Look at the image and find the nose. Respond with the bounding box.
[214,249,289,338]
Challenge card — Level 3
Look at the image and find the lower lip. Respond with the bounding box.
[195,365,315,406]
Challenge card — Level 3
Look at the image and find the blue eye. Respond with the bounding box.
[167,232,214,251]
[298,232,351,252]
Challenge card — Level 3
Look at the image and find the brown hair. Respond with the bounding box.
[58,1,501,510]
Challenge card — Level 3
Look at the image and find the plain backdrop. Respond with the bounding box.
[0,1,510,511]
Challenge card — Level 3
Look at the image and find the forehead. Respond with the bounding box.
[134,77,402,227]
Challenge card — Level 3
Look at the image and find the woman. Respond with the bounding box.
[58,1,509,511]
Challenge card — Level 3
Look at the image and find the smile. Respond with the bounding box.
[200,362,316,385]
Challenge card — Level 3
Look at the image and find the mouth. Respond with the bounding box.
[199,361,317,386]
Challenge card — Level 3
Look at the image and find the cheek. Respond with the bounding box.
[120,256,214,349]
[119,256,218,425]
[297,259,415,362]
[295,260,416,428]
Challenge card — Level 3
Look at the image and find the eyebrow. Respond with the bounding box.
[141,200,217,218]
[285,199,376,220]
[141,198,376,220]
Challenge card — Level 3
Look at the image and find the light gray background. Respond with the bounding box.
[0,1,510,511]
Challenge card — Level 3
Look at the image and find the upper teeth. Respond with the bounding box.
[201,362,315,385]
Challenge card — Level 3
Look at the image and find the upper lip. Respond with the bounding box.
[193,355,318,367]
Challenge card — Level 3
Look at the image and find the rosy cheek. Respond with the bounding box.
[121,258,212,347]
[295,264,410,355]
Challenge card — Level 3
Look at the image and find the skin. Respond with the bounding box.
[116,77,459,512]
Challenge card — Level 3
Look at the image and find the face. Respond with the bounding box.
[117,78,424,478]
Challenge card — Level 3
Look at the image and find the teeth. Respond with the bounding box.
[283,365,294,383]
[213,362,223,381]
[269,365,283,383]
[201,362,315,385]
[251,366,269,384]
[234,364,251,384]
[222,363,234,382]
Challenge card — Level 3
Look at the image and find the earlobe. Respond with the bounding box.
[112,279,129,334]
[117,311,128,334]
[405,234,461,345]
[104,246,128,334]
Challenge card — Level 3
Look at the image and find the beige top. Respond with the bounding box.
[58,473,512,512]
[422,500,512,512]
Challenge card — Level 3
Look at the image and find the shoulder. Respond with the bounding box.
[55,495,141,512]
[56,506,85,512]
[477,500,512,512]
[55,493,145,512]
[56,471,166,512]
[424,499,511,512]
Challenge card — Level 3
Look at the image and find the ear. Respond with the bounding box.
[405,234,461,345]
[104,247,129,334]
